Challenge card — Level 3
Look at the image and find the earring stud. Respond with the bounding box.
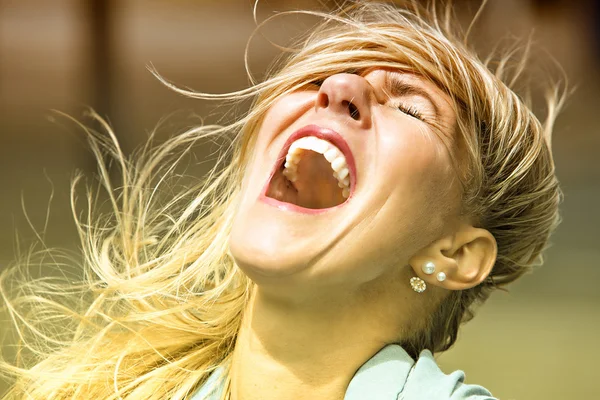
[421,261,436,275]
[436,272,446,282]
[410,277,426,293]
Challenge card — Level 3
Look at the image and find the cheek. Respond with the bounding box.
[381,130,460,234]
[239,93,314,193]
[254,92,314,149]
[383,126,450,183]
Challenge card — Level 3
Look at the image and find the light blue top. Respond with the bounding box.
[190,344,496,399]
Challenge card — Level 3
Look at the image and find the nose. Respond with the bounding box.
[315,73,373,129]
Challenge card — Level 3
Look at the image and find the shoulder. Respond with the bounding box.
[402,349,496,400]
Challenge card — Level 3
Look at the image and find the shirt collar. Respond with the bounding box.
[192,344,414,400]
[344,344,415,400]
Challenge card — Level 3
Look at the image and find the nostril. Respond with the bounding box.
[349,103,360,120]
[318,93,329,108]
[343,100,361,121]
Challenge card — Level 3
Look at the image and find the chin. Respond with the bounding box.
[228,207,316,282]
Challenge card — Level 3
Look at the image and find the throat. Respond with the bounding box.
[229,292,361,400]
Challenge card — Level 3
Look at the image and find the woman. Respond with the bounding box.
[0,1,564,399]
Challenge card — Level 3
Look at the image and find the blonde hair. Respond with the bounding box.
[0,1,564,398]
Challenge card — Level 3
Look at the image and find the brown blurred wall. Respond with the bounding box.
[1,1,599,399]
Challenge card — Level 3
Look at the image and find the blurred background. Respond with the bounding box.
[0,0,598,398]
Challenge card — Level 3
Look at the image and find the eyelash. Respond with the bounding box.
[395,103,425,121]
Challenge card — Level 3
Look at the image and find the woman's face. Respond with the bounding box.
[229,68,461,290]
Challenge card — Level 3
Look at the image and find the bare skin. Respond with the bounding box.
[229,265,419,400]
[228,69,497,400]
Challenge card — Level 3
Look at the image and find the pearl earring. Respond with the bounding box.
[436,272,446,282]
[410,277,426,293]
[421,261,436,275]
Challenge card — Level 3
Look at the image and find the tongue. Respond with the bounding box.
[292,151,345,209]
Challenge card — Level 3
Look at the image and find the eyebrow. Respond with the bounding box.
[383,74,441,120]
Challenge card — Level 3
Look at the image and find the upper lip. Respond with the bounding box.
[271,124,357,190]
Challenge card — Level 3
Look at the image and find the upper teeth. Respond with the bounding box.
[282,136,351,199]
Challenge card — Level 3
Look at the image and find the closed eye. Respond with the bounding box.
[395,102,425,121]
[308,78,325,87]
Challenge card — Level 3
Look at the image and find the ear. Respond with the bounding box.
[408,223,497,291]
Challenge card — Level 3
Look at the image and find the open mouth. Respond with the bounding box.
[262,126,356,212]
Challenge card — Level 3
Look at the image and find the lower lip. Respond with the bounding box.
[259,193,348,215]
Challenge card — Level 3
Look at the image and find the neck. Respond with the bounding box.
[229,269,411,400]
